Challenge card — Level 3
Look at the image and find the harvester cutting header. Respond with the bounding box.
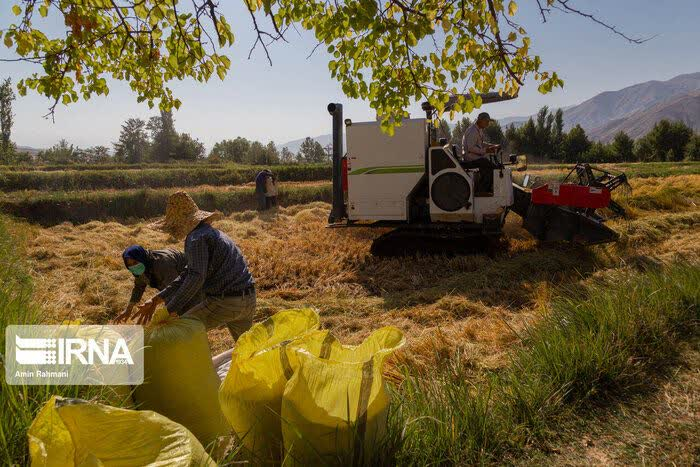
[326,94,628,255]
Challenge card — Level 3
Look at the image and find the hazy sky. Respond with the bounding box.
[2,1,699,150]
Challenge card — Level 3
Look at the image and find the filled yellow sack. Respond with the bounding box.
[133,311,230,450]
[74,325,134,408]
[281,327,405,465]
[28,395,215,467]
[218,308,320,462]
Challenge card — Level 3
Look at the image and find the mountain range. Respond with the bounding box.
[589,90,700,142]
[567,72,700,133]
[280,71,700,147]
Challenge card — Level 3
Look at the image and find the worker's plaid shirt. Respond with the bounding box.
[158,223,254,315]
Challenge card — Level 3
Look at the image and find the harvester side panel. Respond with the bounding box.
[428,146,474,222]
[472,169,514,223]
[346,119,426,221]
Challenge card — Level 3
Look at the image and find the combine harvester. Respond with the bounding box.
[326,95,628,255]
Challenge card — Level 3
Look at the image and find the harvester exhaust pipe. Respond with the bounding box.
[328,103,345,223]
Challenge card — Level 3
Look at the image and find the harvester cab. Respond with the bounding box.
[327,96,627,255]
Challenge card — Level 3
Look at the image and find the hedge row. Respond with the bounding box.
[0,162,236,172]
[0,164,331,192]
[1,183,332,226]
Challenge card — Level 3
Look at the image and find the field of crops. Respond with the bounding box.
[2,161,699,226]
[17,171,699,355]
[0,163,331,191]
[2,161,699,464]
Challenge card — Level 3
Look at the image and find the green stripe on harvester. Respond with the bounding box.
[349,165,423,175]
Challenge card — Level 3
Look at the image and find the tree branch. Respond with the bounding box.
[486,0,523,86]
[550,0,653,44]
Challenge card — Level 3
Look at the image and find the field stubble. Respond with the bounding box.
[20,174,700,374]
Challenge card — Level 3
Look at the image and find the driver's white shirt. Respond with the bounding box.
[462,123,487,161]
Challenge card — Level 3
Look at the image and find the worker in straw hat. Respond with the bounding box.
[116,191,256,341]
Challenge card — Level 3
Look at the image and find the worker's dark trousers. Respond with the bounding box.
[462,158,495,193]
[256,191,267,211]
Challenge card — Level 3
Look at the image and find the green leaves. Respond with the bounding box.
[2,0,562,128]
[2,0,240,114]
[281,0,559,129]
[508,1,518,16]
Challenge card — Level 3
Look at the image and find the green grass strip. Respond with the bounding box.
[0,183,333,226]
[0,164,331,192]
[391,262,699,465]
[0,217,134,465]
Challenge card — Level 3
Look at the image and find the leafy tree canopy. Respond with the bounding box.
[299,136,326,163]
[2,1,643,131]
[210,137,251,163]
[685,135,700,161]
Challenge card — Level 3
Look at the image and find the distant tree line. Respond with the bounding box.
[33,140,112,165]
[208,136,329,165]
[113,111,205,163]
[503,106,700,163]
[208,137,280,165]
[29,110,206,165]
[439,106,699,163]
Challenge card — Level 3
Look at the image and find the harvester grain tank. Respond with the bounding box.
[326,95,628,255]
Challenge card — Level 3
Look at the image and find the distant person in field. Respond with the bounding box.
[115,245,203,322]
[255,169,273,211]
[265,171,278,209]
[461,112,501,195]
[116,192,256,341]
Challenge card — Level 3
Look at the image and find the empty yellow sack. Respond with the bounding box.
[28,395,215,467]
[218,308,320,462]
[281,327,405,465]
[133,311,230,450]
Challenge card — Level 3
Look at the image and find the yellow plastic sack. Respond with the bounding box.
[28,395,215,467]
[133,311,230,450]
[218,308,320,462]
[74,325,134,408]
[281,327,405,465]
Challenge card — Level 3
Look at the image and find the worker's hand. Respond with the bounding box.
[113,304,135,324]
[132,296,164,326]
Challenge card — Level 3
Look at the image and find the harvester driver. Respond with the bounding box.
[462,112,500,196]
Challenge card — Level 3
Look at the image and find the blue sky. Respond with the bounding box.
[1,0,699,150]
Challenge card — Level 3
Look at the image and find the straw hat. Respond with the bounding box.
[149,191,222,239]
